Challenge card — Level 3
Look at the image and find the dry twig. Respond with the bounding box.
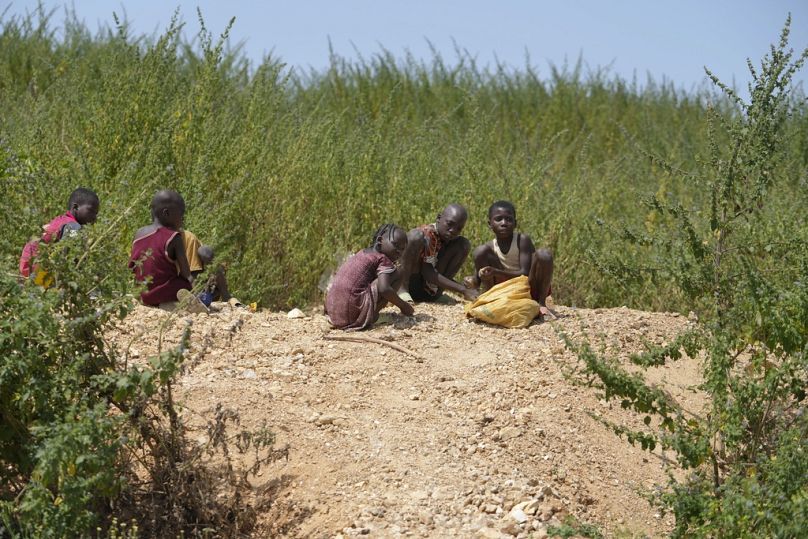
[323,334,425,361]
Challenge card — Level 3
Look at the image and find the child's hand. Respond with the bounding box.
[400,302,415,316]
[479,266,494,278]
[463,275,479,289]
[462,287,479,302]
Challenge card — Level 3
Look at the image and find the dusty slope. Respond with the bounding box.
[109,299,702,538]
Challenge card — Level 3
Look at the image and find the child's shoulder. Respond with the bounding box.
[517,231,535,248]
[352,248,392,265]
[133,224,160,240]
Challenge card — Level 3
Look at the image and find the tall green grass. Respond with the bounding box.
[2,9,806,310]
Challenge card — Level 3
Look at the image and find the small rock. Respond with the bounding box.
[498,519,520,535]
[513,499,540,515]
[477,527,505,539]
[408,393,421,401]
[364,506,385,518]
[537,503,556,522]
[508,507,529,524]
[287,308,305,319]
[499,427,522,441]
[241,369,257,379]
[315,414,338,426]
[531,522,549,537]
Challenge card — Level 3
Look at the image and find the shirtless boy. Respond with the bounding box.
[398,203,479,302]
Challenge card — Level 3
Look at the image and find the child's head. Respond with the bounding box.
[198,245,214,266]
[68,187,100,225]
[488,200,516,220]
[150,190,185,230]
[370,223,407,262]
[488,200,517,238]
[435,203,468,242]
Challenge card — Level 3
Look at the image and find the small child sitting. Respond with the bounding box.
[326,224,414,330]
[128,190,193,306]
[19,187,100,284]
[180,230,230,306]
[466,200,557,319]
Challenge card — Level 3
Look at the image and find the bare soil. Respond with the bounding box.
[109,298,703,538]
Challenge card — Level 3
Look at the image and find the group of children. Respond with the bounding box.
[21,188,227,310]
[325,201,555,331]
[21,190,553,329]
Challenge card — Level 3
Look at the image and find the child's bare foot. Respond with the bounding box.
[539,305,561,320]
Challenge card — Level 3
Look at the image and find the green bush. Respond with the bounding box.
[3,8,805,311]
[567,17,808,537]
[0,190,282,537]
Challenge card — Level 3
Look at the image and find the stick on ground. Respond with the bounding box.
[323,334,425,361]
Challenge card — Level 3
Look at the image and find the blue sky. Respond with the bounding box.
[4,1,808,95]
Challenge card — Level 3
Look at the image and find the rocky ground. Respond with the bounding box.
[109,298,703,538]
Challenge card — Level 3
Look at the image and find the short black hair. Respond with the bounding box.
[488,200,516,219]
[150,189,185,213]
[67,187,99,209]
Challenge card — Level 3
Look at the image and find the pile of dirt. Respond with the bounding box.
[109,299,702,538]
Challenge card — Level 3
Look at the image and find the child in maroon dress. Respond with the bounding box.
[128,190,193,306]
[19,188,100,282]
[326,224,414,330]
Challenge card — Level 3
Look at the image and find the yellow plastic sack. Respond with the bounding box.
[464,275,540,328]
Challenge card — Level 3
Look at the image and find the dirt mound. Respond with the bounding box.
[109,300,701,538]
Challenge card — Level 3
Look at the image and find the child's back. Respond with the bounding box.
[326,224,413,330]
[326,249,396,329]
[129,226,191,305]
[129,190,192,306]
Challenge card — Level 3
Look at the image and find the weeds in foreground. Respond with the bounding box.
[0,229,285,537]
[567,17,808,537]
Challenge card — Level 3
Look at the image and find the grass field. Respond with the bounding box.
[2,10,806,311]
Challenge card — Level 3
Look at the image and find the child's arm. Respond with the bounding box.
[167,233,193,282]
[377,271,415,315]
[421,262,478,301]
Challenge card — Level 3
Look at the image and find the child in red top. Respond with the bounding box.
[326,224,414,330]
[128,190,193,306]
[19,188,100,281]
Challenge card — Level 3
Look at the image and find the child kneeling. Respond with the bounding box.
[326,224,414,330]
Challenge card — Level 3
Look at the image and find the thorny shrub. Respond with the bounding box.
[0,197,286,537]
[568,17,808,537]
